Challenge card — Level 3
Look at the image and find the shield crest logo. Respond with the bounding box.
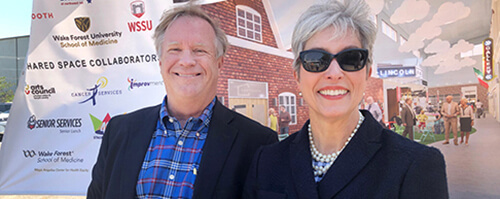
[130,1,145,18]
[74,17,90,32]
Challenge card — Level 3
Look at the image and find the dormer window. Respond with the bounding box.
[236,5,262,42]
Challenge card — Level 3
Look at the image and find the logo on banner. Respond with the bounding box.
[72,77,123,106]
[131,1,145,18]
[23,150,37,158]
[89,113,111,136]
[75,17,91,33]
[27,115,83,132]
[60,0,92,6]
[127,77,163,91]
[25,84,56,100]
[127,0,153,32]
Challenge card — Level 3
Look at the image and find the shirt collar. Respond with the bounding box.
[158,96,216,133]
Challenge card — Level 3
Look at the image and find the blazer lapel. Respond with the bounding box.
[317,110,382,199]
[290,121,320,198]
[119,105,160,198]
[193,100,238,198]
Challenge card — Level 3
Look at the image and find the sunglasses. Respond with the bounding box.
[299,48,368,72]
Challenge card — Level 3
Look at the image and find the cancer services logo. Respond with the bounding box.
[72,77,123,106]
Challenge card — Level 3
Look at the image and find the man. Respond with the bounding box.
[278,105,291,136]
[366,96,384,126]
[87,4,278,198]
[401,98,416,140]
[441,95,460,145]
[476,99,484,118]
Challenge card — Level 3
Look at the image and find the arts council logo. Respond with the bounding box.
[89,113,111,139]
[72,77,122,106]
[25,84,56,100]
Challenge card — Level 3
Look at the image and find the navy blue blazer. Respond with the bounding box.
[87,99,278,199]
[243,110,448,199]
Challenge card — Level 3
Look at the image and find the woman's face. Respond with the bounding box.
[295,26,371,119]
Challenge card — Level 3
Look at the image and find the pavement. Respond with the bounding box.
[0,114,499,198]
[430,113,500,199]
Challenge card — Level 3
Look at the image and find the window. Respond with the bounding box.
[460,44,483,58]
[278,92,297,125]
[236,5,262,42]
[381,20,397,42]
[399,36,407,46]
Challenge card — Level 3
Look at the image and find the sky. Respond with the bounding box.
[0,1,33,38]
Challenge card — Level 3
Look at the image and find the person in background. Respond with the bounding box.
[441,95,460,145]
[476,99,484,118]
[87,4,278,198]
[268,108,279,132]
[365,96,384,127]
[434,115,444,134]
[416,110,428,132]
[243,0,448,198]
[278,105,291,136]
[401,98,416,140]
[459,98,474,145]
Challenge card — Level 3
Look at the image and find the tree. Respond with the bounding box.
[0,76,15,103]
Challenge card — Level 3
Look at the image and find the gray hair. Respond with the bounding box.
[291,0,377,76]
[152,3,228,58]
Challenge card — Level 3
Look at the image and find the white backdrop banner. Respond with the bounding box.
[0,0,223,195]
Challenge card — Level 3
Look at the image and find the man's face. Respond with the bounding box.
[159,16,222,102]
[446,96,452,103]
[280,106,285,112]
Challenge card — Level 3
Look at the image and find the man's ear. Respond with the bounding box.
[217,56,224,69]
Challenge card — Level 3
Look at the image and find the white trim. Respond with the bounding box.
[262,0,284,50]
[227,35,294,59]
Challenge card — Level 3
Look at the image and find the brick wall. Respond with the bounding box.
[203,0,278,48]
[428,84,488,110]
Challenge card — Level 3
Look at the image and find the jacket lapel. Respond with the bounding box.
[193,100,238,198]
[120,105,161,198]
[317,110,382,199]
[290,121,320,198]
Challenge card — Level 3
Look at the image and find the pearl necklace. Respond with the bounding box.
[309,111,364,177]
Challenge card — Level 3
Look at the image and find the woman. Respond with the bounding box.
[243,0,448,198]
[459,98,474,145]
[268,108,279,132]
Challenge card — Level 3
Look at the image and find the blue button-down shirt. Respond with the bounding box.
[136,97,215,198]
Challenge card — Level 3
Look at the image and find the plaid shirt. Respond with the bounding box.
[136,97,215,198]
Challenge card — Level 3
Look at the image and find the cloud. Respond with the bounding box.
[450,39,474,54]
[431,2,470,25]
[424,39,450,54]
[390,0,430,24]
[399,21,442,53]
[420,39,476,74]
[398,2,471,53]
[365,0,384,15]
